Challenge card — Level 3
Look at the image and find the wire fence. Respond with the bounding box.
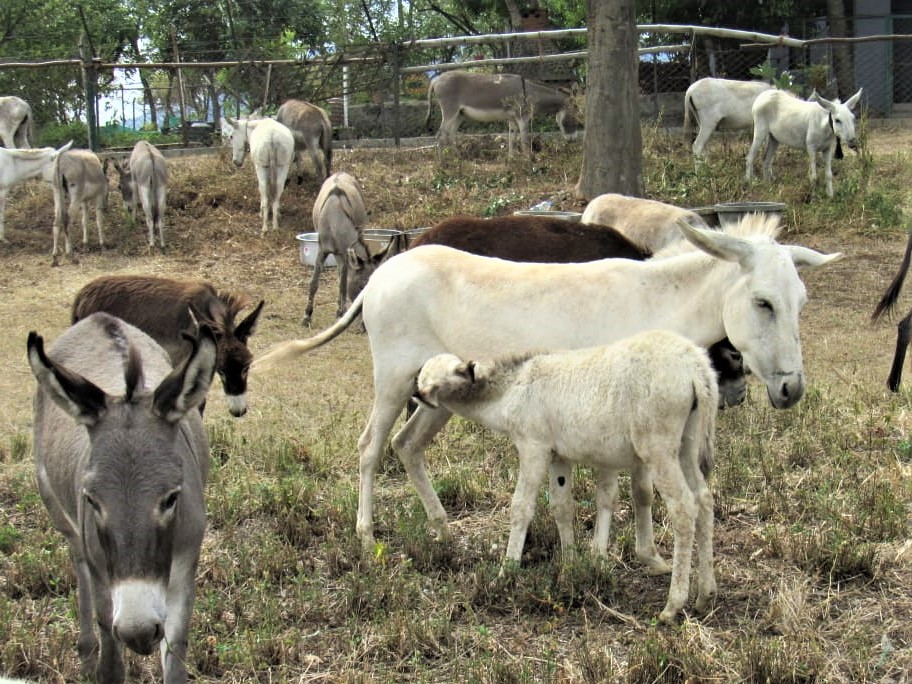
[3,20,912,149]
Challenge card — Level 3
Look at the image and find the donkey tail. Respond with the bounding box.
[252,289,366,374]
[872,229,912,321]
[424,77,437,132]
[683,90,698,138]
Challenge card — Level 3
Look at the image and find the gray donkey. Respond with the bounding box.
[28,312,216,683]
[303,171,397,326]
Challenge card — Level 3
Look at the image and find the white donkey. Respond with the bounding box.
[683,78,772,162]
[415,330,718,623]
[225,116,294,234]
[581,192,706,253]
[746,88,863,197]
[0,140,72,242]
[113,140,169,248]
[254,216,842,555]
[0,95,32,148]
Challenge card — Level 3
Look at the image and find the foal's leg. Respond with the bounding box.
[504,440,551,565]
[590,467,619,557]
[548,457,576,558]
[631,463,672,575]
[647,444,698,624]
[678,413,717,614]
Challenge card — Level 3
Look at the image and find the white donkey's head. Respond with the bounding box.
[677,219,842,409]
[811,88,863,152]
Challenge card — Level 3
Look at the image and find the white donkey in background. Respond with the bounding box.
[224,116,294,234]
[0,95,33,148]
[683,77,772,163]
[0,140,72,242]
[746,88,863,197]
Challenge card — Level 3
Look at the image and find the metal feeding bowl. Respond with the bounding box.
[512,210,583,222]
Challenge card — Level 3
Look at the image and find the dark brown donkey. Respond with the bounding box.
[410,214,747,409]
[72,274,264,417]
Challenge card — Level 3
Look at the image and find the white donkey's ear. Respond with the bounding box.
[676,219,753,264]
[845,88,863,110]
[788,246,843,270]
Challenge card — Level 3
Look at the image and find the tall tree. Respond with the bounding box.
[827,0,855,98]
[575,0,642,200]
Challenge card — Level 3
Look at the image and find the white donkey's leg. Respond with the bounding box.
[390,402,453,543]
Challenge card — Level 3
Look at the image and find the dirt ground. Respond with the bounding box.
[1,126,912,680]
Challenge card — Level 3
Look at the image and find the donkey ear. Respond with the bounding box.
[153,325,217,423]
[27,331,108,426]
[787,246,843,270]
[235,300,265,342]
[845,88,863,110]
[676,219,753,264]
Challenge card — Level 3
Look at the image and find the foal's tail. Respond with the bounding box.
[872,229,912,321]
[694,367,718,478]
[251,289,366,374]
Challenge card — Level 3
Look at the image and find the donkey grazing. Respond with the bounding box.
[0,95,32,148]
[746,88,863,197]
[425,70,580,157]
[45,149,109,266]
[72,275,264,417]
[113,140,169,248]
[0,141,72,242]
[303,171,383,326]
[276,99,333,184]
[580,193,707,253]
[254,216,841,553]
[415,330,718,623]
[683,78,772,162]
[410,213,746,409]
[28,312,217,683]
[225,116,295,234]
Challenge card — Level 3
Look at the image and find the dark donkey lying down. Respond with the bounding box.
[28,312,217,683]
[410,214,747,408]
[71,274,265,417]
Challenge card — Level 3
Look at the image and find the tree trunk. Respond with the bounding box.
[575,0,643,200]
[131,37,158,130]
[827,0,855,99]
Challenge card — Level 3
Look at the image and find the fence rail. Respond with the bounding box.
[3,22,911,150]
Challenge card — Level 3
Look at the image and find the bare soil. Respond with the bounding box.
[1,127,912,681]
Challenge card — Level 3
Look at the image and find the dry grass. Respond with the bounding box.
[0,125,911,682]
